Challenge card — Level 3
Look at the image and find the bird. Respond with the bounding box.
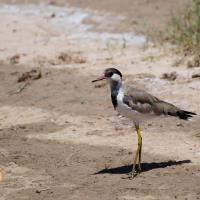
[92,68,196,178]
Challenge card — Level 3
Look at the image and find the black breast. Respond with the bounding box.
[111,90,118,109]
[110,80,120,109]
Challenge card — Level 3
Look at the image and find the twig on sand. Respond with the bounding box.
[18,68,42,82]
[9,82,30,95]
[35,188,50,193]
[9,68,42,95]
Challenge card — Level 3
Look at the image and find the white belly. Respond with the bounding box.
[116,88,141,122]
[116,100,141,122]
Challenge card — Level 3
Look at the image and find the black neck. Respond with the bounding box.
[110,80,121,109]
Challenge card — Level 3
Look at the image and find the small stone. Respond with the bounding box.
[147,123,152,127]
[160,71,178,81]
[50,13,56,18]
[176,123,183,127]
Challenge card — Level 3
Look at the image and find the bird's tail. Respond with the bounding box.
[176,110,197,120]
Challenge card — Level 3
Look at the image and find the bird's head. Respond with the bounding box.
[92,68,122,84]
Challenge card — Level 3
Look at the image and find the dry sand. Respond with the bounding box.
[0,1,200,200]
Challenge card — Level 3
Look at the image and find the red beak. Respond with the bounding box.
[92,75,106,83]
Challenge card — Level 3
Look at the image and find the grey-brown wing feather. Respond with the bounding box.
[123,86,196,119]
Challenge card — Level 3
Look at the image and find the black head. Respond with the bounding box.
[92,68,122,82]
[104,68,122,79]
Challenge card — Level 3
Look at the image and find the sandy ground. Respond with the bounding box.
[0,1,200,200]
[0,0,192,33]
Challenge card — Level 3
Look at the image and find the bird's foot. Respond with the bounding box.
[127,165,141,179]
[137,164,142,172]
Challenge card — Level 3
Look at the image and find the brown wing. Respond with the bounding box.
[123,86,196,120]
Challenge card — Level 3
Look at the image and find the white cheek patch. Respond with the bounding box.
[111,74,121,82]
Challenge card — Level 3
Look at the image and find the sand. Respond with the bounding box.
[0,1,200,200]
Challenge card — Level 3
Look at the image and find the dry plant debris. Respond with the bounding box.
[160,71,178,81]
[192,72,200,78]
[18,68,42,82]
[9,54,20,64]
[57,52,86,64]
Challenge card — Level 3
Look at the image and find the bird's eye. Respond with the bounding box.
[108,72,113,77]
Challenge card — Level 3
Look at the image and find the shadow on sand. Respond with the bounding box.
[95,160,191,175]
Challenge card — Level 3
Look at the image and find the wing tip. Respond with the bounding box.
[177,110,197,120]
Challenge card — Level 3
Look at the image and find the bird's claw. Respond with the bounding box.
[127,165,141,179]
[129,169,140,179]
[137,165,142,172]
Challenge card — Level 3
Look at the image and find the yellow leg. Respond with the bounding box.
[130,123,142,178]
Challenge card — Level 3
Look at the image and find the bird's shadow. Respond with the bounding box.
[95,160,191,175]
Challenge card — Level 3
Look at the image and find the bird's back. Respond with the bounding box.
[121,85,196,120]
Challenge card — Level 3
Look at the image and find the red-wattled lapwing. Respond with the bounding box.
[92,68,196,178]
